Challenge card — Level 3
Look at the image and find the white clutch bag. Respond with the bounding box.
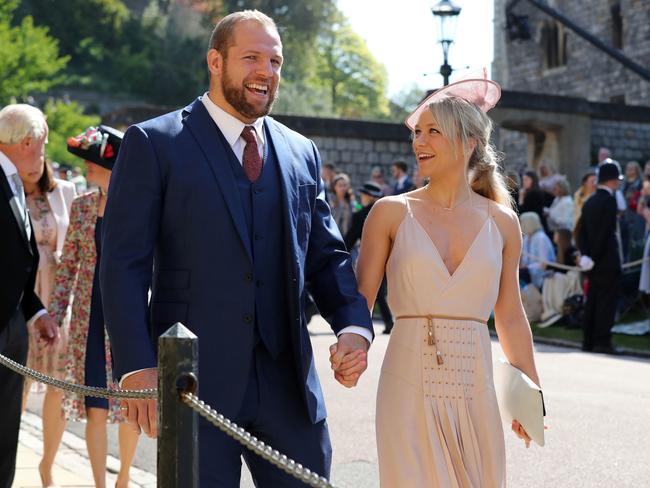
[494,358,546,446]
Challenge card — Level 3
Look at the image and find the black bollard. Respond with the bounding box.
[158,323,198,488]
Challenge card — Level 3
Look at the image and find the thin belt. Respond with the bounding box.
[395,314,488,366]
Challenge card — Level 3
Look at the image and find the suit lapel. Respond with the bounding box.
[0,171,30,251]
[265,119,299,254]
[182,99,253,262]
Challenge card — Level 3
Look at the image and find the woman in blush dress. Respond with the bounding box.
[354,71,541,487]
[49,126,139,488]
[19,158,76,487]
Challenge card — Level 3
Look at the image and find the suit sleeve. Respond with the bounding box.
[304,141,373,336]
[100,125,162,378]
[21,229,45,320]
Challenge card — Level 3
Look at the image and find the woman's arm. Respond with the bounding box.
[493,208,541,387]
[356,198,404,312]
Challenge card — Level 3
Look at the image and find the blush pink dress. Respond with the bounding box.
[376,195,506,487]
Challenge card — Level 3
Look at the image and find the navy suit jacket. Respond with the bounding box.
[100,98,373,423]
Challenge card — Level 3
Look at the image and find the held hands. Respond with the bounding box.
[34,314,59,346]
[120,368,158,438]
[329,333,369,388]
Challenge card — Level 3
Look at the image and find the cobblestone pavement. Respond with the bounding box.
[20,316,650,487]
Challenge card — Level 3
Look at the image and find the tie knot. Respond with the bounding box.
[241,126,257,144]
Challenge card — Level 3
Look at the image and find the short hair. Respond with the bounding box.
[393,161,408,173]
[323,162,336,171]
[0,104,47,145]
[371,165,384,176]
[208,10,279,58]
[555,177,571,196]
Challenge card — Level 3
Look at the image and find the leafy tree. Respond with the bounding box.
[313,12,390,120]
[0,0,69,104]
[44,99,101,169]
[389,83,427,120]
[221,0,336,82]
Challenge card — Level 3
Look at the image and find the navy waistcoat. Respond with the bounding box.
[225,124,290,357]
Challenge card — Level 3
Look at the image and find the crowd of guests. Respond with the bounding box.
[512,148,650,354]
[319,160,427,334]
[0,104,137,488]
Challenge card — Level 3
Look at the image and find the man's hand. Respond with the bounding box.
[120,368,158,438]
[33,314,59,345]
[329,333,369,388]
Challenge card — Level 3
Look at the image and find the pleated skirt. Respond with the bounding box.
[376,316,506,488]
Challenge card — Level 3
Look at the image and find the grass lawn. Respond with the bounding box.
[488,307,650,354]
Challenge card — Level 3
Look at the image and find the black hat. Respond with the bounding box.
[598,159,623,183]
[66,125,124,171]
[358,181,384,199]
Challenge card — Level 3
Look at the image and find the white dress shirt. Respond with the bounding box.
[0,151,47,324]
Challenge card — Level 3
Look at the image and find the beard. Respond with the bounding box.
[221,62,278,120]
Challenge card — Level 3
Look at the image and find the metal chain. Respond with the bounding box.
[0,352,337,487]
[0,352,156,399]
[181,392,338,488]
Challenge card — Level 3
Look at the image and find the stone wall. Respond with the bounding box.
[493,0,650,106]
[591,119,650,163]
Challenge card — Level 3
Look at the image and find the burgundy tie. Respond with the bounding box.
[241,126,263,183]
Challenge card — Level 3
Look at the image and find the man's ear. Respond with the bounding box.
[207,49,223,79]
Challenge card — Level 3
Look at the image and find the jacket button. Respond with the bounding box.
[244,272,253,282]
[243,313,253,324]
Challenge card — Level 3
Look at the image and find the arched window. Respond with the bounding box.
[611,3,623,49]
[541,20,567,69]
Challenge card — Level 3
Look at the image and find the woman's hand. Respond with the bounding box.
[511,419,531,448]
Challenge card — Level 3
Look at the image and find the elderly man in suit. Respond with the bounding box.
[0,104,59,488]
[578,161,623,355]
[100,10,373,487]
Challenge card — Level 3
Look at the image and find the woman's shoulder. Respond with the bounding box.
[366,194,411,227]
[71,191,98,211]
[483,196,522,244]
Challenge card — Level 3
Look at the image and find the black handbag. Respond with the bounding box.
[562,294,585,329]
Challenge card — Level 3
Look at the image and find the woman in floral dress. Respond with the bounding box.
[49,126,139,488]
[20,158,76,487]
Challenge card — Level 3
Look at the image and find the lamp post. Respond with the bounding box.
[431,0,462,86]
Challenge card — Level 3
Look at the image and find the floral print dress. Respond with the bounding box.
[48,192,122,422]
[26,194,68,383]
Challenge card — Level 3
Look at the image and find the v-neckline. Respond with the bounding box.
[409,214,490,280]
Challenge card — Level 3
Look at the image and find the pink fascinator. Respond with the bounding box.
[405,68,501,130]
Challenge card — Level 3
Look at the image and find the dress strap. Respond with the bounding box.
[402,194,413,215]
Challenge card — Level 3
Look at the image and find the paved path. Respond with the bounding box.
[18,316,650,487]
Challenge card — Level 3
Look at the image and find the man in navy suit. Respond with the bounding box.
[100,10,373,487]
[391,161,415,195]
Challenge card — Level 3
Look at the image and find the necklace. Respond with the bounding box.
[424,185,471,211]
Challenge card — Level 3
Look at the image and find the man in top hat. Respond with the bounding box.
[578,161,624,354]
[0,104,59,488]
[100,10,373,486]
[344,182,393,334]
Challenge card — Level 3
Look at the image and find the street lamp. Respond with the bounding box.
[431,0,462,86]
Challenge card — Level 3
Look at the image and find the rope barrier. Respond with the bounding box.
[0,352,339,487]
[181,393,338,488]
[521,252,649,272]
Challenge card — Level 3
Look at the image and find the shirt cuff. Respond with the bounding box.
[119,368,156,387]
[27,309,48,327]
[337,326,373,345]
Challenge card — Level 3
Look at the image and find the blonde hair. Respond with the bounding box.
[208,10,279,57]
[0,104,47,145]
[427,97,513,209]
